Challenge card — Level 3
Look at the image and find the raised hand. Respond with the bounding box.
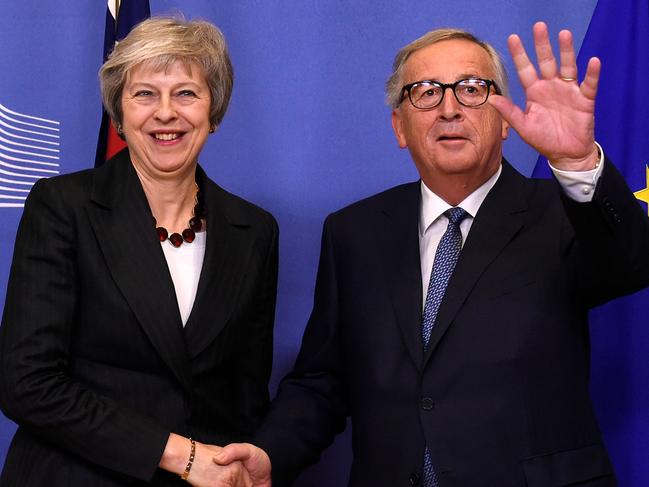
[213,443,272,487]
[488,21,601,171]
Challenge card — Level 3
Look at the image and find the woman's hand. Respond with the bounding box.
[160,433,252,486]
[186,442,251,487]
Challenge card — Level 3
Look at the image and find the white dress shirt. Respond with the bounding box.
[419,151,605,308]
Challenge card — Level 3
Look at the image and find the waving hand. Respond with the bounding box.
[489,22,601,171]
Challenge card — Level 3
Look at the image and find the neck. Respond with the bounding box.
[134,165,198,232]
[422,176,478,206]
[420,165,500,207]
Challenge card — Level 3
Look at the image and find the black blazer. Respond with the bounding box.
[255,160,649,487]
[0,150,278,486]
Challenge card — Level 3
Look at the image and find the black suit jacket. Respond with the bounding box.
[0,150,278,486]
[255,160,649,487]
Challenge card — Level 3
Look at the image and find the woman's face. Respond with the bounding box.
[120,60,212,182]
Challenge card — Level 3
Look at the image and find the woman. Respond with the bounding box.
[0,16,277,486]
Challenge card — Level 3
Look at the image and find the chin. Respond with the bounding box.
[435,160,480,176]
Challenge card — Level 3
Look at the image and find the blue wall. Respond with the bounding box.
[6,1,645,485]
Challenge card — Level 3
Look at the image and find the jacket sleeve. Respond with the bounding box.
[253,215,349,486]
[0,178,170,482]
[560,157,649,307]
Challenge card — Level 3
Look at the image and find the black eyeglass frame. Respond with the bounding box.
[399,78,501,110]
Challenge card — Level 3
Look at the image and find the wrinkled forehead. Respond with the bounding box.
[404,39,496,83]
[125,57,202,83]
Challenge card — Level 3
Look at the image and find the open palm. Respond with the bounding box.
[489,22,601,171]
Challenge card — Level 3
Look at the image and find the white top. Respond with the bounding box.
[419,167,500,307]
[160,230,206,326]
[419,152,606,308]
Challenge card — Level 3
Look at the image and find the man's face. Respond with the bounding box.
[391,39,508,190]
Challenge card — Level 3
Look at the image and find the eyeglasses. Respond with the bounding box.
[399,78,501,110]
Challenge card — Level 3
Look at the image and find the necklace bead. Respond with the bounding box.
[189,216,202,231]
[168,233,184,248]
[156,227,169,241]
[181,228,196,243]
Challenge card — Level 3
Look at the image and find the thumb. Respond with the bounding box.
[213,443,252,465]
[487,95,525,132]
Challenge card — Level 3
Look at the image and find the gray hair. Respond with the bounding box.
[99,16,234,127]
[385,28,509,108]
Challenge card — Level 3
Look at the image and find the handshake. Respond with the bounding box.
[161,434,271,487]
[209,443,271,487]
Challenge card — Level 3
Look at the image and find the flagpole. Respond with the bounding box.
[114,0,121,25]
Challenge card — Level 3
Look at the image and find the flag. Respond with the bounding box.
[95,0,150,166]
[533,0,649,484]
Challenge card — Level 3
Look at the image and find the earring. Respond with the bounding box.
[209,125,216,134]
[116,124,123,135]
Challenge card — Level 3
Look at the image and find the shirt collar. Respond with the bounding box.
[419,164,502,237]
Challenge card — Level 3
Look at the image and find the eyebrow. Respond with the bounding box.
[417,73,484,82]
[126,80,204,90]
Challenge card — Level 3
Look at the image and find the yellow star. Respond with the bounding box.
[634,165,649,216]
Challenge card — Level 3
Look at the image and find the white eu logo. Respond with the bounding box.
[0,102,60,208]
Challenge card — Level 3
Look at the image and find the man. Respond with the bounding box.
[218,22,649,486]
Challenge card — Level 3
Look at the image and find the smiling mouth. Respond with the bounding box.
[153,133,182,141]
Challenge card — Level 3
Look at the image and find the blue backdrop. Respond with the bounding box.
[3,1,647,485]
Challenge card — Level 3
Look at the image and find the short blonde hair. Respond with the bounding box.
[385,28,509,108]
[100,16,234,126]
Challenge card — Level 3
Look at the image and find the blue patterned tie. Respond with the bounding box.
[422,207,468,487]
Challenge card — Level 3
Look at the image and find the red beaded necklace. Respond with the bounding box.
[155,184,205,248]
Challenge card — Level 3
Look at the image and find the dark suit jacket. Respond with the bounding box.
[0,150,278,486]
[254,160,649,487]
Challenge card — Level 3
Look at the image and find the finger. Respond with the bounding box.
[533,21,557,79]
[487,95,527,134]
[231,461,253,487]
[580,56,601,100]
[508,33,538,89]
[241,467,253,487]
[213,443,250,465]
[558,29,577,80]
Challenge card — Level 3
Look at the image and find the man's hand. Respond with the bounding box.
[488,21,601,171]
[159,433,252,487]
[213,443,272,487]
[185,442,251,487]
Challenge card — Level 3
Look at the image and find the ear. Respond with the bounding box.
[391,109,408,149]
[500,118,509,140]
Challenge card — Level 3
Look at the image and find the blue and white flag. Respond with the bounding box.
[533,0,649,483]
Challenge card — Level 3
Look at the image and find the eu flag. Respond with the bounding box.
[533,0,649,484]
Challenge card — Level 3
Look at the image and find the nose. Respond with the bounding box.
[437,87,463,120]
[154,95,177,122]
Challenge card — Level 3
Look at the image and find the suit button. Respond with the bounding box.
[420,397,435,411]
[409,473,420,485]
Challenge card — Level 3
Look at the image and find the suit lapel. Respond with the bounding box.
[423,161,529,364]
[86,150,192,390]
[183,167,254,359]
[377,182,424,371]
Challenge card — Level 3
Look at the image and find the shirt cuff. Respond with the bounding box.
[548,141,605,203]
